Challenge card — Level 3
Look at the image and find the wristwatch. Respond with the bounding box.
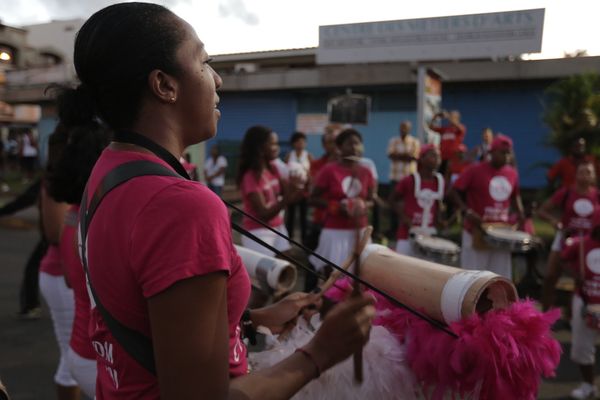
[241,309,257,346]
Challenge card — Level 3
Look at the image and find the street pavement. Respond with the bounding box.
[0,205,598,399]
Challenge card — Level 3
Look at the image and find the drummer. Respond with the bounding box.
[391,144,445,256]
[449,134,524,279]
[561,216,600,399]
[537,161,599,311]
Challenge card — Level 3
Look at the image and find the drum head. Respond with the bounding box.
[486,227,531,241]
[414,235,460,254]
[587,304,600,313]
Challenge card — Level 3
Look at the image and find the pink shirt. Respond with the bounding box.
[432,124,466,161]
[59,205,95,360]
[240,167,283,230]
[39,245,63,276]
[314,162,375,229]
[551,186,599,234]
[394,174,440,240]
[562,236,600,304]
[453,162,520,233]
[85,148,251,399]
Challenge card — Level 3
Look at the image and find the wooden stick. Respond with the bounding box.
[579,230,586,289]
[352,221,364,384]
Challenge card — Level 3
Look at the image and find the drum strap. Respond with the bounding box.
[79,160,182,376]
[412,172,444,230]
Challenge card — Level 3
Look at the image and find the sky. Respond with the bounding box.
[1,0,598,58]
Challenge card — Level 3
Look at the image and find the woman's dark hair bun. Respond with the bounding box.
[48,84,97,128]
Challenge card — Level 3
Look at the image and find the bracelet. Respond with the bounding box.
[295,347,321,379]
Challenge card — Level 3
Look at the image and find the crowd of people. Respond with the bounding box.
[1,2,600,400]
[229,118,600,398]
[0,130,40,192]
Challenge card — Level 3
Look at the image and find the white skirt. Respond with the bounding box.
[241,225,291,257]
[67,347,97,398]
[309,228,370,273]
[460,230,512,279]
[39,272,77,387]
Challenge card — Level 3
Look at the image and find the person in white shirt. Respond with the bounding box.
[387,121,420,238]
[203,145,228,196]
[284,131,313,243]
[20,130,39,181]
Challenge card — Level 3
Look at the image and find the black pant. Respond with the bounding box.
[439,159,449,176]
[303,223,323,292]
[387,180,399,239]
[19,239,46,313]
[285,198,308,243]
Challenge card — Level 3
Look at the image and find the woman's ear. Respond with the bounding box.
[147,69,179,104]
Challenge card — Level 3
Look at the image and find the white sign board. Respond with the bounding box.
[317,9,545,64]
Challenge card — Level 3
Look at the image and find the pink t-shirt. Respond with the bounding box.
[60,205,95,360]
[432,124,466,161]
[562,236,600,304]
[39,245,62,276]
[551,186,599,234]
[240,166,283,230]
[85,148,251,399]
[394,174,441,240]
[314,162,375,229]
[453,162,520,233]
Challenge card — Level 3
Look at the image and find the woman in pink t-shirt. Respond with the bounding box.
[309,129,375,274]
[238,125,302,257]
[538,161,599,310]
[46,91,112,398]
[67,4,374,399]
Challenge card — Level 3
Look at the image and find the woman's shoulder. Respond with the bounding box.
[154,180,223,209]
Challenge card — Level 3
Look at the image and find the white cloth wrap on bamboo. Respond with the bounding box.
[440,270,497,323]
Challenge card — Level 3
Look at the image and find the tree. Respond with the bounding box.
[543,72,600,155]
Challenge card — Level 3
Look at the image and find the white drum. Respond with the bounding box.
[411,235,460,266]
[484,226,534,253]
[234,245,297,292]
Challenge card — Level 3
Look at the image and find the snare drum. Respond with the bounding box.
[484,226,534,253]
[583,303,600,331]
[411,235,460,266]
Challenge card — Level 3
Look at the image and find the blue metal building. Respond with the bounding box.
[209,48,592,189]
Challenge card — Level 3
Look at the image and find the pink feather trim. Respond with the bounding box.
[325,278,561,400]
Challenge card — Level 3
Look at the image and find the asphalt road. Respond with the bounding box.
[0,204,598,400]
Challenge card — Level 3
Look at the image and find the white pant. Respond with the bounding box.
[551,230,564,252]
[241,225,291,257]
[571,295,599,365]
[67,347,97,398]
[39,272,77,387]
[460,230,512,279]
[395,239,415,257]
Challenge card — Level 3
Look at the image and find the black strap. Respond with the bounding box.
[79,160,182,375]
[113,131,190,180]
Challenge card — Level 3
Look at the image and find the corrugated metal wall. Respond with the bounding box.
[442,80,559,188]
[215,92,297,141]
[212,82,559,188]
